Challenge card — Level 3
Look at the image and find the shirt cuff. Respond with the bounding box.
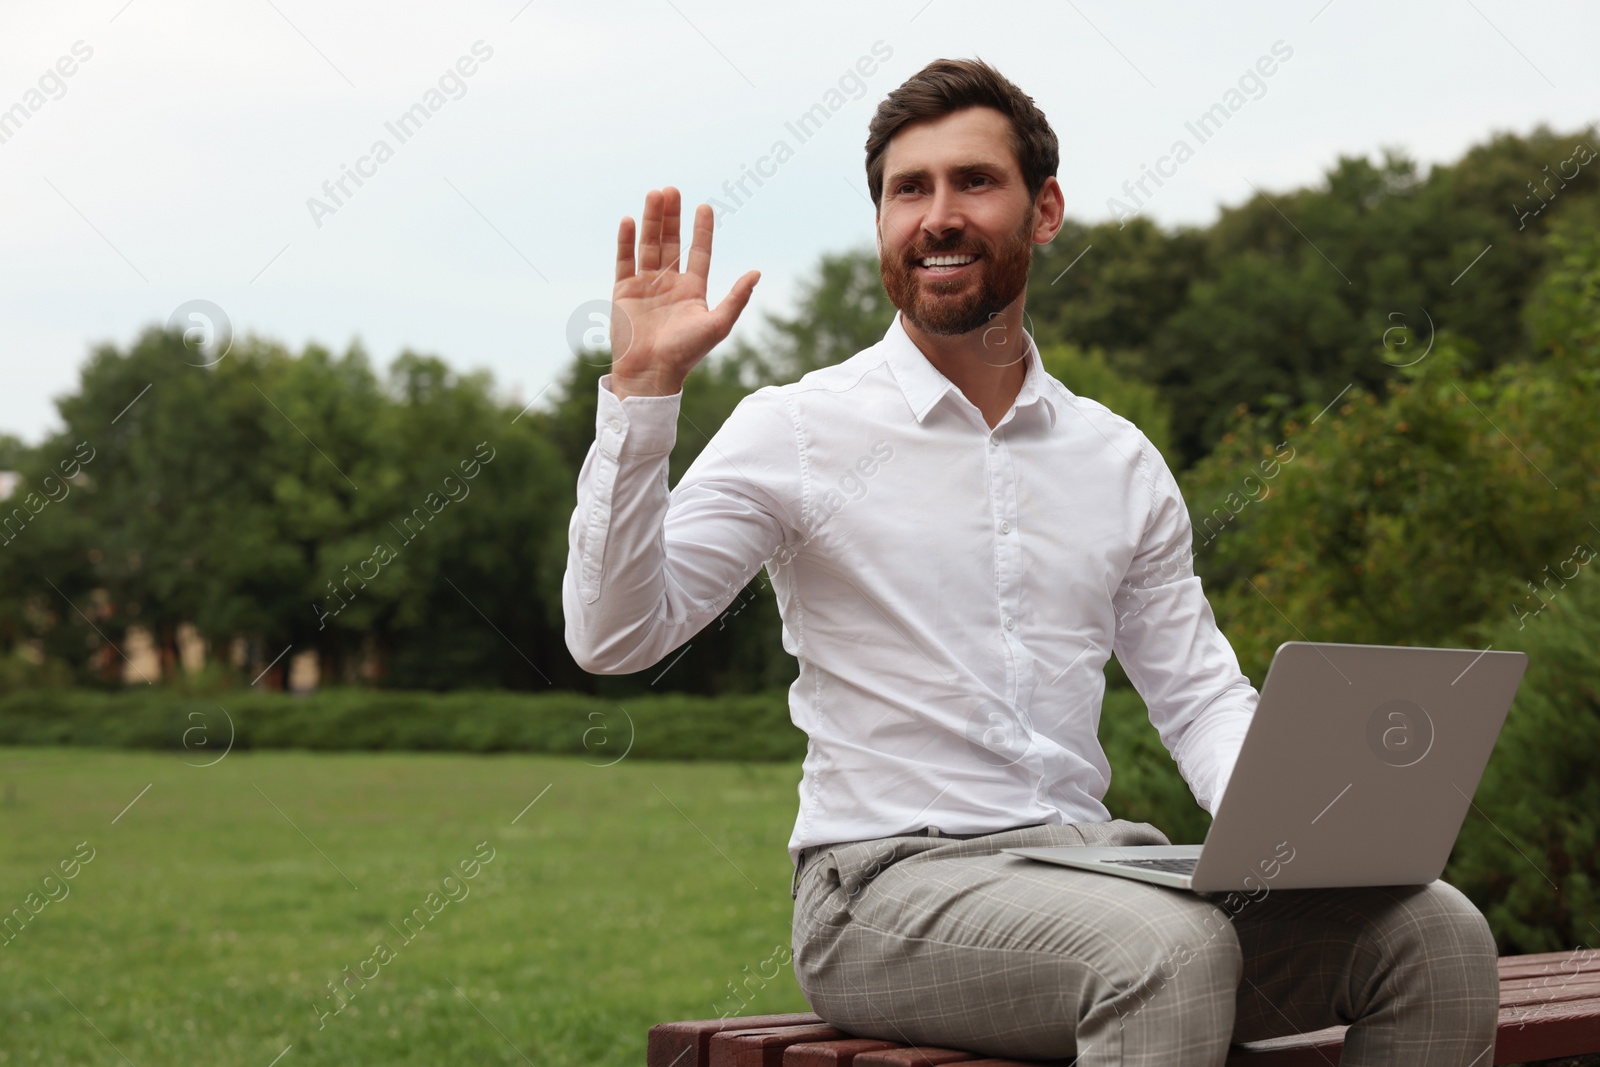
[596,374,681,458]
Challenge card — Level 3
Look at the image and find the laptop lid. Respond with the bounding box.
[1189,641,1526,894]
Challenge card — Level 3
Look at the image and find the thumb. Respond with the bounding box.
[709,269,760,337]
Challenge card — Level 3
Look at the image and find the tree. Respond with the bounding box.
[1014,124,1600,465]
[1179,216,1600,684]
[1025,215,1206,385]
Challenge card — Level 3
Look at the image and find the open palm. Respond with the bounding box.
[609,186,760,398]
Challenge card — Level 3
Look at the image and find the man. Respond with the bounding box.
[563,58,1497,1066]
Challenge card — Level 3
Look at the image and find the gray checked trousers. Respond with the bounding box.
[790,821,1499,1066]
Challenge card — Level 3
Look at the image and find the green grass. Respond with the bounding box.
[0,748,811,1066]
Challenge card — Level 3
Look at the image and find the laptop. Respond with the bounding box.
[1003,641,1527,894]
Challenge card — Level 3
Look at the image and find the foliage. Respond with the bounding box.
[1099,686,1213,845]
[1181,216,1600,683]
[1526,197,1600,359]
[1029,125,1600,463]
[1025,215,1206,373]
[0,331,583,693]
[0,686,803,762]
[1446,565,1600,953]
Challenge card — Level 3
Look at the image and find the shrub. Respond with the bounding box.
[1447,560,1600,953]
[0,687,804,763]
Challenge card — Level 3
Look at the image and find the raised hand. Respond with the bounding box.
[608,186,760,398]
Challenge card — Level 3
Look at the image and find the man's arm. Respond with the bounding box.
[1111,442,1257,815]
[562,186,782,674]
[562,380,799,673]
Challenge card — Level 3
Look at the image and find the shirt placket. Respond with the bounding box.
[989,416,1050,801]
[987,426,1023,706]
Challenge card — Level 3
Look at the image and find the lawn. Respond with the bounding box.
[0,747,810,1065]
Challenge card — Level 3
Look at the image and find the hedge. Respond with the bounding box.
[0,687,803,763]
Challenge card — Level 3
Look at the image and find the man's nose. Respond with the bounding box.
[922,182,964,239]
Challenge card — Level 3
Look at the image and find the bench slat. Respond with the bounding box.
[851,1047,982,1066]
[1497,951,1600,980]
[1220,998,1600,1066]
[709,1023,848,1067]
[781,1038,906,1066]
[648,1014,825,1067]
[1494,997,1600,1064]
[1500,975,1600,1007]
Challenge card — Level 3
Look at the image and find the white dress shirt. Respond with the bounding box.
[563,311,1257,870]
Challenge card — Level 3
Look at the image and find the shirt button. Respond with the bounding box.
[1004,617,1015,631]
[1000,520,1011,533]
[607,418,622,432]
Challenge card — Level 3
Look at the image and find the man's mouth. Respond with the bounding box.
[914,252,980,277]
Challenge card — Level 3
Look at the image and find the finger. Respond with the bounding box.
[615,215,636,283]
[709,269,761,337]
[686,203,714,283]
[661,186,683,272]
[639,189,663,272]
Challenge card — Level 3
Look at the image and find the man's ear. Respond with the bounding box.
[1032,176,1066,245]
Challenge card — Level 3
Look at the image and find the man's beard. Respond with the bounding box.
[879,206,1035,337]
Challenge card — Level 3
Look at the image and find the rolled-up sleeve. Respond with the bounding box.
[562,377,802,675]
[1111,443,1257,815]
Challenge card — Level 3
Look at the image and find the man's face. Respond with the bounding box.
[876,106,1042,337]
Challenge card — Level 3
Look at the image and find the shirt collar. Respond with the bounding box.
[882,310,1059,429]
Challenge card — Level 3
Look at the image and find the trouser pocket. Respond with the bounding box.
[791,835,924,981]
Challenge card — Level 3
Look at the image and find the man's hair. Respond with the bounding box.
[865,57,1059,210]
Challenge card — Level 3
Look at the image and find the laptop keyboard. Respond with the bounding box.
[1103,857,1198,874]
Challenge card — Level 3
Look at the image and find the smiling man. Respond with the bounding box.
[563,58,1497,1066]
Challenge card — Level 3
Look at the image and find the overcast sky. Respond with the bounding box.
[1,0,1595,443]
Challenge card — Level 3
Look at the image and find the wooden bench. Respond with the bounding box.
[647,951,1600,1066]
